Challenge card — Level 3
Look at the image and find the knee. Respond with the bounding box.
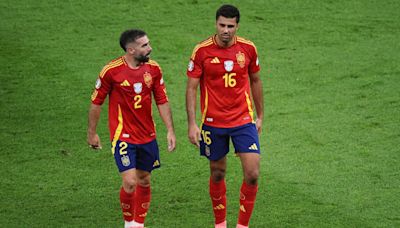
[122,177,136,193]
[244,170,259,185]
[137,177,151,187]
[211,168,226,182]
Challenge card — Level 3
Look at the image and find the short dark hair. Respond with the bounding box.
[216,4,240,23]
[119,29,147,52]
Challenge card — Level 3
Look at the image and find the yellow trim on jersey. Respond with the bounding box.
[99,58,124,78]
[237,37,258,54]
[245,91,255,123]
[200,87,209,128]
[111,105,123,154]
[146,59,160,67]
[191,37,213,60]
[91,90,98,101]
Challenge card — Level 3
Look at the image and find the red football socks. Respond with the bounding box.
[237,181,258,226]
[120,187,135,222]
[209,178,227,224]
[133,185,151,224]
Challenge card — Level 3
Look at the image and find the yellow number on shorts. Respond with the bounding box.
[201,130,212,145]
[119,141,128,155]
[134,95,142,109]
[223,73,237,87]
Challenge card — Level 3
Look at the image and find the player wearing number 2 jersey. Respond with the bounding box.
[87,29,176,228]
[186,4,264,228]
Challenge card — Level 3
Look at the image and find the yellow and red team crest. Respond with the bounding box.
[236,51,246,68]
[143,72,153,88]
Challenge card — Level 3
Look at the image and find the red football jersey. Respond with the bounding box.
[187,35,261,128]
[91,57,168,144]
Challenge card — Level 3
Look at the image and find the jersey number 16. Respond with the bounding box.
[223,73,236,87]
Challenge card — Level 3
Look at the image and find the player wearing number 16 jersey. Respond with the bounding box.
[186,4,264,228]
[87,29,176,228]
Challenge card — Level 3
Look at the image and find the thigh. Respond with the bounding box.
[136,139,161,173]
[231,123,260,154]
[113,140,138,173]
[200,124,230,161]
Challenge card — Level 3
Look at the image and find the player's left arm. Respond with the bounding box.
[152,65,176,152]
[157,102,176,152]
[249,71,264,134]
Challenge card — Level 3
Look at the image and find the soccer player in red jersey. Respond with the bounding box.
[186,5,264,228]
[87,29,176,228]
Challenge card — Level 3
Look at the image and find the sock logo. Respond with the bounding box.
[240,192,246,200]
[213,204,225,210]
[240,204,246,213]
[121,203,130,209]
[141,202,150,209]
[212,196,222,201]
[123,212,132,216]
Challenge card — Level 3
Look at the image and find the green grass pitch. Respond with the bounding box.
[1,0,399,227]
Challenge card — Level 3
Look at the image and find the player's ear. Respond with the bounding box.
[126,42,136,55]
[126,46,135,55]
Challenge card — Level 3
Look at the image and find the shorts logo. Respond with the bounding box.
[121,155,130,167]
[188,60,194,72]
[224,60,234,72]
[256,57,259,66]
[160,77,164,85]
[248,143,258,150]
[205,146,211,157]
[134,82,142,94]
[153,160,160,167]
[236,51,246,68]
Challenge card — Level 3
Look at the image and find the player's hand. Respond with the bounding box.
[167,130,176,152]
[256,119,263,135]
[87,133,102,150]
[188,124,201,147]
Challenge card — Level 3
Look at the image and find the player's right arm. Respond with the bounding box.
[186,77,201,147]
[87,104,102,149]
[87,62,114,150]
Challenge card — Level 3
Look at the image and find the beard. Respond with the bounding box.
[135,52,151,63]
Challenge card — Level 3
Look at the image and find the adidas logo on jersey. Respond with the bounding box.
[210,57,220,63]
[120,80,130,86]
[248,143,258,150]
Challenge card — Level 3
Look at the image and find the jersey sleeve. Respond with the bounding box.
[91,66,113,105]
[248,44,261,74]
[186,45,203,78]
[152,65,168,105]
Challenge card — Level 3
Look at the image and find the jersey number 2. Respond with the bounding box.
[134,95,142,109]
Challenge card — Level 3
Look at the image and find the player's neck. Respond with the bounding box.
[123,55,141,69]
[215,35,235,48]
